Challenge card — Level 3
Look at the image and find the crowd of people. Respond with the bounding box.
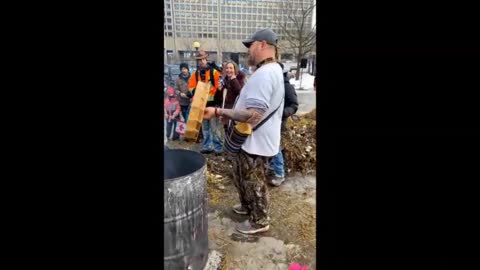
[165,28,302,234]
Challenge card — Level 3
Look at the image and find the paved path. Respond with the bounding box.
[295,89,316,115]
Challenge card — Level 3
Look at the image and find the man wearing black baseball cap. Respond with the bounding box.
[202,29,284,234]
[242,28,279,48]
[242,28,279,69]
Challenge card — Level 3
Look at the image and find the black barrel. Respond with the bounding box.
[164,149,208,270]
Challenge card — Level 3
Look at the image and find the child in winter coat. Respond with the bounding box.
[164,87,181,141]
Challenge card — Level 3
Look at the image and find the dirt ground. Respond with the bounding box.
[166,140,317,270]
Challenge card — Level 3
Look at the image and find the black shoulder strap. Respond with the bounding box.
[195,69,216,87]
[210,68,215,87]
[252,96,284,131]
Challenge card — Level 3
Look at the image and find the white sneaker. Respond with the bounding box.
[232,204,248,215]
[269,175,285,187]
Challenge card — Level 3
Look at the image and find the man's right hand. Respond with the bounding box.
[203,107,216,120]
[180,93,187,98]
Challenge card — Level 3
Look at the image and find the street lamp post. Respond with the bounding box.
[192,41,200,67]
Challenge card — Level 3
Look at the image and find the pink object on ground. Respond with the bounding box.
[288,263,309,270]
[288,263,301,270]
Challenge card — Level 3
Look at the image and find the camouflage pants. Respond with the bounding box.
[229,149,270,226]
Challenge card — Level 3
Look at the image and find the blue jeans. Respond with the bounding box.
[269,150,285,177]
[180,105,190,121]
[201,118,223,152]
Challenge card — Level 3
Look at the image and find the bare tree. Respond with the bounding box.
[274,0,316,80]
[178,37,198,66]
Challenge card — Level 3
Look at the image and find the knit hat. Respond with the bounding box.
[180,63,189,70]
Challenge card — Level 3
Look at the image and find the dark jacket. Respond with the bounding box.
[174,73,191,106]
[214,72,245,109]
[282,76,299,131]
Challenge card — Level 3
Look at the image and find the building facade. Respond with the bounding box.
[164,0,315,68]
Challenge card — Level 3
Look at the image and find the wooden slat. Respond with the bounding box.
[184,81,211,141]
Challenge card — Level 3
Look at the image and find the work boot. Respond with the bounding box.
[232,204,248,215]
[235,220,270,234]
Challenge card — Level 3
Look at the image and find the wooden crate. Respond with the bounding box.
[184,81,212,141]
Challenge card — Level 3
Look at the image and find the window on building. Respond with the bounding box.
[213,33,217,38]
[167,11,171,16]
[166,32,172,37]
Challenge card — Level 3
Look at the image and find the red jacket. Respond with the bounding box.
[164,97,180,118]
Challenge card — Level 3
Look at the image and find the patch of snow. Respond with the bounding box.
[203,250,223,270]
[289,72,315,91]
